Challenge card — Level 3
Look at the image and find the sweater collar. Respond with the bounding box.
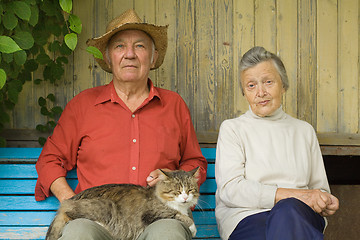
[246,105,286,121]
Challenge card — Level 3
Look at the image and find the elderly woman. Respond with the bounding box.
[215,46,339,240]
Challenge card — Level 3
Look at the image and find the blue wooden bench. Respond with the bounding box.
[0,148,219,239]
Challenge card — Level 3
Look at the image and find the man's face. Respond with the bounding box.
[241,60,285,117]
[106,30,158,84]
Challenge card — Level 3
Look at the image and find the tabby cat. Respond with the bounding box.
[46,167,200,240]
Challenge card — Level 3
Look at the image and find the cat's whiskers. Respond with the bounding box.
[194,198,211,212]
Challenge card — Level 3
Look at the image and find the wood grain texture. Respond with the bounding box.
[316,0,338,132]
[4,0,360,145]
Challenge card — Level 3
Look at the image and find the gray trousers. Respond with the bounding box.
[59,218,192,240]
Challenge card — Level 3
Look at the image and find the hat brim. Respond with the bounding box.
[87,23,168,73]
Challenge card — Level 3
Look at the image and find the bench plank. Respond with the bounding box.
[0,148,42,159]
[0,227,48,240]
[0,165,77,179]
[0,212,55,226]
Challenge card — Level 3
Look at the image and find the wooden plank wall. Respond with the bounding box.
[5,0,360,145]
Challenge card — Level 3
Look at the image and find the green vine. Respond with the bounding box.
[0,0,102,147]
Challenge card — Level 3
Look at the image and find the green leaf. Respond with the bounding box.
[47,93,55,102]
[29,5,39,26]
[4,99,15,110]
[38,97,46,106]
[40,106,51,116]
[36,124,46,132]
[13,1,31,21]
[2,53,13,63]
[14,50,27,65]
[86,46,104,60]
[45,19,62,37]
[43,64,53,81]
[38,136,47,146]
[51,106,63,115]
[49,40,61,52]
[33,29,49,46]
[18,70,31,82]
[0,69,6,90]
[13,30,35,50]
[8,79,23,91]
[59,0,72,13]
[8,86,20,104]
[69,14,82,34]
[24,0,37,5]
[64,33,77,51]
[52,62,64,80]
[36,53,51,64]
[0,36,21,53]
[34,78,42,84]
[47,120,57,128]
[3,10,18,30]
[24,59,39,72]
[41,1,58,17]
[0,107,10,122]
[56,56,68,64]
[0,137,6,147]
[59,42,72,55]
[29,44,39,55]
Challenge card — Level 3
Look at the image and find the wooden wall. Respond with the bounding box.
[5,0,360,145]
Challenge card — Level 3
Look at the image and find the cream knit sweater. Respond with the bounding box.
[215,107,330,240]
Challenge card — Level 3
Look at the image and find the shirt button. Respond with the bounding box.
[132,166,136,170]
[132,114,135,118]
[133,139,137,143]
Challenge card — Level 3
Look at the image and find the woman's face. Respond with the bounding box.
[241,60,285,117]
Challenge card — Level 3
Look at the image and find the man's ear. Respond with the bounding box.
[104,48,112,70]
[151,50,159,68]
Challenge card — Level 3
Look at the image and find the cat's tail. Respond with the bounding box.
[45,207,71,240]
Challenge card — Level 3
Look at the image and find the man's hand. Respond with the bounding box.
[146,168,171,187]
[50,177,76,203]
[275,188,339,216]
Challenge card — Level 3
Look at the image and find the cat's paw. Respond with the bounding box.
[189,223,197,237]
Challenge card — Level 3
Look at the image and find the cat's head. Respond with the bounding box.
[155,167,200,209]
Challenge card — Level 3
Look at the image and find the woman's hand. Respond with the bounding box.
[275,188,339,216]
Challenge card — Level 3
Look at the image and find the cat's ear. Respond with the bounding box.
[189,167,200,181]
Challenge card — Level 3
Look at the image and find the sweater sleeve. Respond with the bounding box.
[308,126,331,193]
[215,120,277,209]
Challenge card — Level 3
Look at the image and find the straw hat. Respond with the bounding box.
[86,9,168,73]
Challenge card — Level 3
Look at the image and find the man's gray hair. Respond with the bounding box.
[239,46,289,95]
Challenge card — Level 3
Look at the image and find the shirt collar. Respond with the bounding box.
[94,79,162,106]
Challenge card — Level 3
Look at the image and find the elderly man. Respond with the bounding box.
[35,9,207,240]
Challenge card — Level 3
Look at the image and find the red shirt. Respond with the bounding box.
[35,80,207,201]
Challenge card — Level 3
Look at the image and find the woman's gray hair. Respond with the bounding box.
[239,46,289,95]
